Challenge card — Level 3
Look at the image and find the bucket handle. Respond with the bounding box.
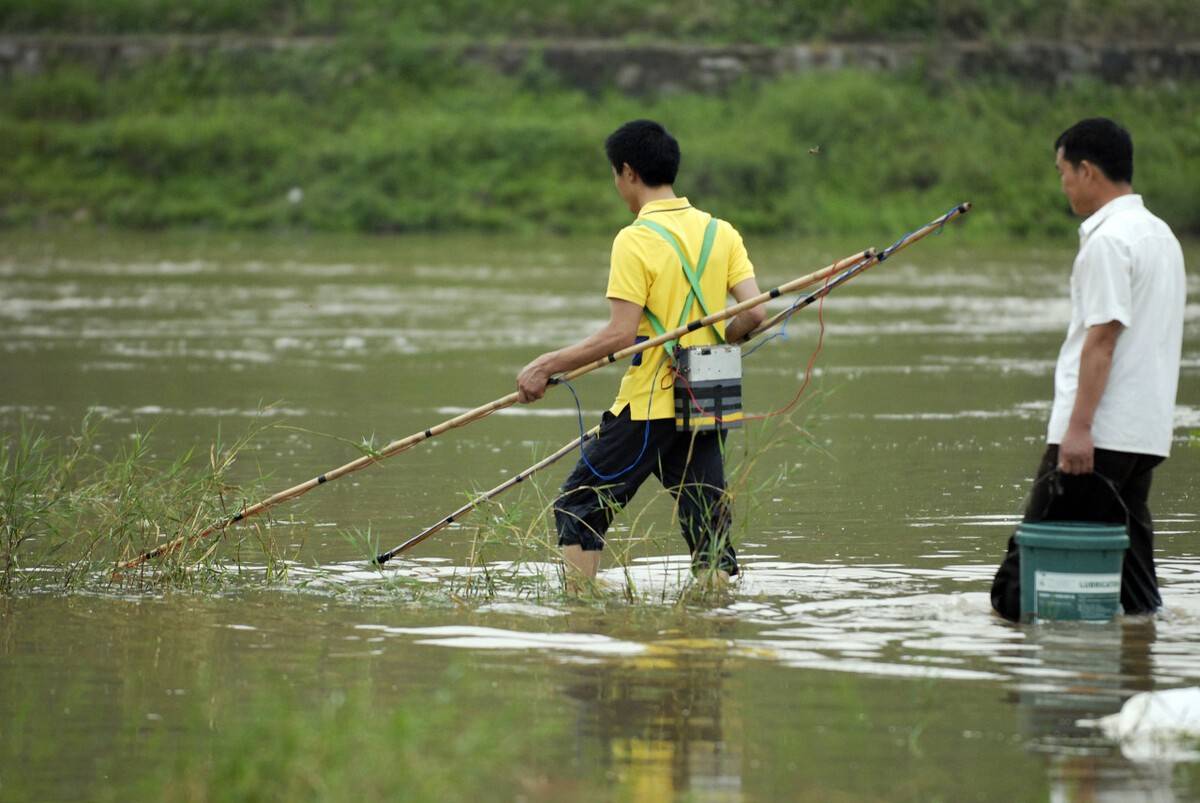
[1029,467,1133,530]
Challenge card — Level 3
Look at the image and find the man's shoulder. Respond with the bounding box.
[714,216,743,241]
[614,209,745,252]
[1096,203,1179,248]
[612,222,652,251]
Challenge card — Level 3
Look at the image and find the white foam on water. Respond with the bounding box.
[270,544,1200,690]
[771,655,1007,681]
[86,404,310,420]
[475,602,569,618]
[435,405,593,418]
[356,624,647,656]
[874,408,1044,422]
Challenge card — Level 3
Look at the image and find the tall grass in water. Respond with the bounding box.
[2,397,820,602]
[352,401,826,606]
[0,415,281,594]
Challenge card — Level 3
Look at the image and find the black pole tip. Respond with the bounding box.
[372,553,390,566]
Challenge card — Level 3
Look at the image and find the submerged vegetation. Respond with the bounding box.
[135,680,578,803]
[0,663,586,803]
[2,48,1198,238]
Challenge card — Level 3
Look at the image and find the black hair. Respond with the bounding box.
[1055,117,1133,184]
[605,119,680,187]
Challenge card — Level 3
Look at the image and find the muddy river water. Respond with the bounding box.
[2,228,1198,800]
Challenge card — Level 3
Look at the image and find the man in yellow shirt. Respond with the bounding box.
[517,119,766,584]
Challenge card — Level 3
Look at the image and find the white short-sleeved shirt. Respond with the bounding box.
[1047,194,1186,457]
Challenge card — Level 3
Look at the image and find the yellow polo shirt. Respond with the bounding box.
[606,197,755,420]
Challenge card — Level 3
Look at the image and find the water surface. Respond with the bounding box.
[2,228,1198,801]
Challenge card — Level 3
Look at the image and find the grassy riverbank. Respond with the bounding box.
[3,0,1197,41]
[2,46,1198,238]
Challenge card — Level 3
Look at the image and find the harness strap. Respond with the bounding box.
[633,217,722,361]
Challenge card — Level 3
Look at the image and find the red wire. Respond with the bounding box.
[742,270,830,422]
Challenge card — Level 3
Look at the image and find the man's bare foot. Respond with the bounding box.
[561,545,602,594]
[688,568,733,597]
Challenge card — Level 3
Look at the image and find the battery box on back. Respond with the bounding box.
[673,344,743,431]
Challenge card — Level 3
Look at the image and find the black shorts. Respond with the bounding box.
[553,406,737,575]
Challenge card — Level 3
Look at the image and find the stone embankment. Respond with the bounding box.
[2,35,1197,91]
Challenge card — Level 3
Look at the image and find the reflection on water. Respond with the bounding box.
[564,644,743,802]
[1012,620,1182,801]
[2,231,1199,800]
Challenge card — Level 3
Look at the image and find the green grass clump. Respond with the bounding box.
[0,391,814,605]
[0,415,282,595]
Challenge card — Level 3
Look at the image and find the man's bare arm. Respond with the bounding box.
[516,299,643,403]
[723,278,767,343]
[1058,320,1123,475]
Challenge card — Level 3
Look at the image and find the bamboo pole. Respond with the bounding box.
[746,203,969,340]
[374,203,971,562]
[121,203,969,571]
[118,249,868,571]
[373,425,600,564]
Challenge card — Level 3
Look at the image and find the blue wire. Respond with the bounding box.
[881,206,955,258]
[744,259,842,360]
[743,293,805,359]
[559,358,666,481]
[559,209,963,468]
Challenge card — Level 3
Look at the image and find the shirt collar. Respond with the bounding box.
[1079,194,1143,240]
[637,197,691,217]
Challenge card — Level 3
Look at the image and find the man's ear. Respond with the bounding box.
[622,163,639,184]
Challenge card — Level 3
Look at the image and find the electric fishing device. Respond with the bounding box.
[122,205,969,572]
[672,344,743,431]
[119,243,854,572]
[372,203,971,564]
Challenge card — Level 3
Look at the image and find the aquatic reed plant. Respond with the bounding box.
[0,414,286,594]
[355,398,827,607]
[0,386,824,602]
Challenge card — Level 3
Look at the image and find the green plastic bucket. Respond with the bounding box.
[1015,521,1129,623]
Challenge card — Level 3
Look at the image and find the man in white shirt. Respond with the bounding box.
[991,117,1187,621]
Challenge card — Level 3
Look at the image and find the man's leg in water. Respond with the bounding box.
[656,428,736,586]
[553,408,673,582]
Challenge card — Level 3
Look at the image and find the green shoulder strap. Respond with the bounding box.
[634,217,722,361]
